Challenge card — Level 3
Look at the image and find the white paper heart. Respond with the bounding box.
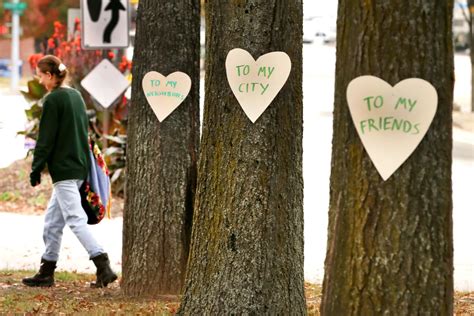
[225,48,291,123]
[142,71,191,122]
[346,76,438,180]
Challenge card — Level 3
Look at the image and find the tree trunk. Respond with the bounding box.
[470,3,474,112]
[471,46,474,112]
[177,1,305,314]
[122,0,200,296]
[321,1,454,315]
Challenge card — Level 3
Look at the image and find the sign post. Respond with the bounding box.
[67,8,81,40]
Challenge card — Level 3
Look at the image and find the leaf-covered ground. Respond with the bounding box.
[0,271,323,314]
[0,271,180,314]
[1,271,473,314]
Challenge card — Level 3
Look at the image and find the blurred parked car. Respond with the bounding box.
[303,17,316,44]
[303,16,337,44]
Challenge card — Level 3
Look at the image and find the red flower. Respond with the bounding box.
[47,38,56,49]
[108,51,115,59]
[28,53,44,72]
[118,56,132,73]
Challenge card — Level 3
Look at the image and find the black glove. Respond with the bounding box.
[30,172,41,187]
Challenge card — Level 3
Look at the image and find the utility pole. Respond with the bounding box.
[10,0,20,91]
[4,0,26,92]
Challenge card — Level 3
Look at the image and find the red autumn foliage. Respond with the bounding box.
[22,0,67,38]
[28,20,132,91]
[119,56,132,73]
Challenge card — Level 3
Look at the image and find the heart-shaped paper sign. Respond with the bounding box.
[142,71,191,122]
[347,76,438,180]
[225,48,291,123]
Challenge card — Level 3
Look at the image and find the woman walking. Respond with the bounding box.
[23,55,117,288]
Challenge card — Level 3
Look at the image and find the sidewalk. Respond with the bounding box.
[0,212,122,274]
[0,93,29,169]
[454,111,474,133]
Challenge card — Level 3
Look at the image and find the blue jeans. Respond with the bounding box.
[42,179,104,261]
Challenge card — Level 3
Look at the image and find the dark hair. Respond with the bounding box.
[37,55,68,89]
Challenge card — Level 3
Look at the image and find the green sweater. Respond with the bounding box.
[31,87,90,183]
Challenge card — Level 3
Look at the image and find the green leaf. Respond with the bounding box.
[27,79,47,99]
[20,90,37,103]
[24,104,42,121]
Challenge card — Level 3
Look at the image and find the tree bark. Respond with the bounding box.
[321,1,454,315]
[122,0,200,296]
[471,46,474,112]
[177,0,305,314]
[470,2,474,112]
[459,0,474,111]
[468,0,474,112]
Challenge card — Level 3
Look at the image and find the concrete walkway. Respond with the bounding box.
[0,212,122,274]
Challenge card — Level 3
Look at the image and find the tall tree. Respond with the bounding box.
[456,0,474,112]
[178,1,305,314]
[321,1,454,315]
[122,0,200,296]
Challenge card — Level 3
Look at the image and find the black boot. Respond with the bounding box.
[91,253,117,288]
[22,258,56,287]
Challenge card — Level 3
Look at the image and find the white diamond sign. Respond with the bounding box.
[81,59,130,108]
